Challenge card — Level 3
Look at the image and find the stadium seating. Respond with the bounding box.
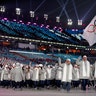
[0,19,83,44]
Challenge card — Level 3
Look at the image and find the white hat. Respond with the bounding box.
[83,55,87,58]
[16,62,20,66]
[47,65,50,67]
[35,64,39,67]
[66,58,71,62]
[39,64,43,67]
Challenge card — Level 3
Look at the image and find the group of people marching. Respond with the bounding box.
[0,55,96,92]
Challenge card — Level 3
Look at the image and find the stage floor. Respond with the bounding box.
[0,87,96,96]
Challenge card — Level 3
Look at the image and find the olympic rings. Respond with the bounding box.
[87,24,96,33]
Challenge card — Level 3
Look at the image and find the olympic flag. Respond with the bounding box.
[82,16,96,46]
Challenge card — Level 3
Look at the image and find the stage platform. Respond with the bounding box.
[0,87,96,96]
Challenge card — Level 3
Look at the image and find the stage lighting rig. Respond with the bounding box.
[16,8,21,15]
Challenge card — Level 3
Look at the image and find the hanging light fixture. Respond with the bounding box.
[78,20,82,25]
[56,16,60,23]
[0,6,5,12]
[16,8,21,15]
[44,14,48,20]
[30,11,35,17]
[67,19,73,25]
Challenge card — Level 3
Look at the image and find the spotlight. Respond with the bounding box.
[16,8,21,15]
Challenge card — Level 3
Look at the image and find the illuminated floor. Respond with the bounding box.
[0,87,96,96]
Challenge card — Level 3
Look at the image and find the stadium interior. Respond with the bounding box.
[0,0,96,65]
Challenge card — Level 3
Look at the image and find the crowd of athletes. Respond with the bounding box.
[0,55,96,92]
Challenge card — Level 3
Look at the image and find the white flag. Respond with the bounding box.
[82,16,96,46]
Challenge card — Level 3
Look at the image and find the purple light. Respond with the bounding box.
[19,20,22,23]
[72,29,75,31]
[46,25,49,28]
[59,27,62,29]
[22,22,24,24]
[53,26,57,30]
[27,22,31,24]
[58,27,63,32]
[13,19,16,21]
[4,18,7,20]
[1,19,4,21]
[33,23,37,25]
[41,24,44,27]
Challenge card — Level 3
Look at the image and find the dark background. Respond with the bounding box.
[0,0,96,28]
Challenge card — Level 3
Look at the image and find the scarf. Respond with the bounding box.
[74,68,79,80]
[34,68,39,80]
[82,60,90,78]
[94,62,96,78]
[62,63,73,82]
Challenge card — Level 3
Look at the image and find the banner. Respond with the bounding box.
[83,16,96,46]
[18,43,35,49]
